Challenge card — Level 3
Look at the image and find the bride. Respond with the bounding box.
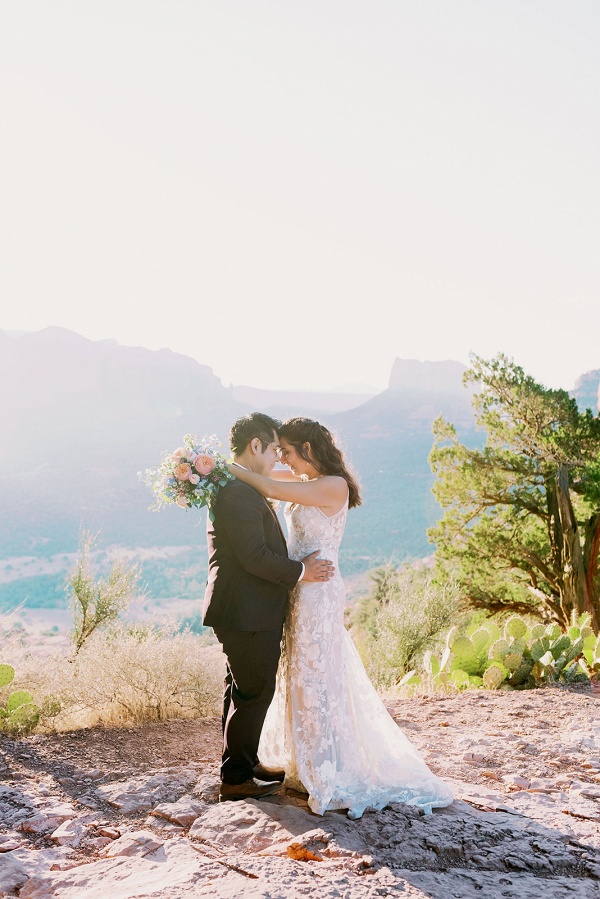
[230,417,453,819]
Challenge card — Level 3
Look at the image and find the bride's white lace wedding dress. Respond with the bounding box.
[258,498,454,819]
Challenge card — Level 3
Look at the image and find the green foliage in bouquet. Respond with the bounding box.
[0,664,41,734]
[399,611,594,694]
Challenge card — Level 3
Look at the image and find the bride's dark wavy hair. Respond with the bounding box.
[278,417,362,509]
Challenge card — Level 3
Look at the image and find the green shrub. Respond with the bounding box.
[361,572,461,689]
[69,533,143,656]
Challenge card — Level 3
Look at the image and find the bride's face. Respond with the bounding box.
[279,439,313,477]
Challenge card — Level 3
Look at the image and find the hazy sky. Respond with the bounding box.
[1,1,599,391]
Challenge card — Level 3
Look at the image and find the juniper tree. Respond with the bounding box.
[428,354,600,632]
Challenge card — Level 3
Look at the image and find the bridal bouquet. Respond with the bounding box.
[139,434,234,521]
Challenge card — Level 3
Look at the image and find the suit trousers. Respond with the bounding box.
[214,626,283,785]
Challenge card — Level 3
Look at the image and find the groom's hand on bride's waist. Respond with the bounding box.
[301,550,335,582]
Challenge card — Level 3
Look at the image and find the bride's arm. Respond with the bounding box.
[230,464,347,507]
[269,469,299,482]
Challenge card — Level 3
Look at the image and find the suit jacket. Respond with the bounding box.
[202,479,303,632]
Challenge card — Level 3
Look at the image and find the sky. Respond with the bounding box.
[1,1,599,392]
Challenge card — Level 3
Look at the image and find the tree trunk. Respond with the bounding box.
[546,475,569,628]
[582,512,600,633]
[554,465,589,625]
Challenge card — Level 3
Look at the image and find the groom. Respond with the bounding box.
[203,412,334,801]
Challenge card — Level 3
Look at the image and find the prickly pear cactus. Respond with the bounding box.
[482,621,501,643]
[445,626,460,648]
[7,691,34,713]
[6,702,40,733]
[550,635,571,659]
[505,616,527,640]
[449,636,481,676]
[510,637,526,656]
[503,653,523,672]
[429,610,596,694]
[489,638,510,661]
[470,629,492,659]
[546,623,561,641]
[483,664,507,690]
[565,638,583,665]
[423,651,441,677]
[0,665,15,688]
[510,658,534,686]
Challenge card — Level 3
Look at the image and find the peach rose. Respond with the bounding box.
[188,473,200,485]
[174,462,192,481]
[176,495,188,508]
[195,454,216,475]
[171,447,186,462]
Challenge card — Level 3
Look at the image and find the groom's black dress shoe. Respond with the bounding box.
[253,763,285,783]
[219,778,282,802]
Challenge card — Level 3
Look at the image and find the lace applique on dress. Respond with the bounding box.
[258,500,454,819]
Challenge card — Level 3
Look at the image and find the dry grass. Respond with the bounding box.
[2,617,224,731]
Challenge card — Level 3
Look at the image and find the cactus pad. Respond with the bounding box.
[450,636,481,676]
[7,691,34,713]
[510,637,526,655]
[423,651,440,676]
[529,624,545,641]
[489,638,510,660]
[546,623,561,641]
[470,629,492,657]
[510,658,534,686]
[0,665,15,688]
[505,616,527,640]
[550,635,571,659]
[7,702,40,732]
[503,653,523,671]
[445,626,460,648]
[483,665,506,690]
[451,636,474,654]
[483,621,501,642]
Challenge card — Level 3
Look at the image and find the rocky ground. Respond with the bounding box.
[0,686,599,898]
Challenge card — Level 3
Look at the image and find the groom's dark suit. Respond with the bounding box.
[203,479,303,785]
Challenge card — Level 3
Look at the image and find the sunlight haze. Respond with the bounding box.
[1,1,599,391]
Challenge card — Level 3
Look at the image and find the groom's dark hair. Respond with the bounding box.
[229,412,282,455]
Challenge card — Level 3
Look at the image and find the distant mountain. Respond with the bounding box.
[0,328,244,556]
[388,358,470,394]
[230,385,376,415]
[324,359,478,570]
[17,333,599,606]
[572,369,600,413]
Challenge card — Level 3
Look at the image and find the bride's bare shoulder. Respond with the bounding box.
[321,475,348,495]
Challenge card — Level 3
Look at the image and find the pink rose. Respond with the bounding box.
[171,447,186,462]
[187,452,197,463]
[174,462,192,481]
[189,473,200,485]
[195,454,216,475]
[177,495,188,508]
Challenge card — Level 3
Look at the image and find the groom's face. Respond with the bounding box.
[254,431,279,476]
